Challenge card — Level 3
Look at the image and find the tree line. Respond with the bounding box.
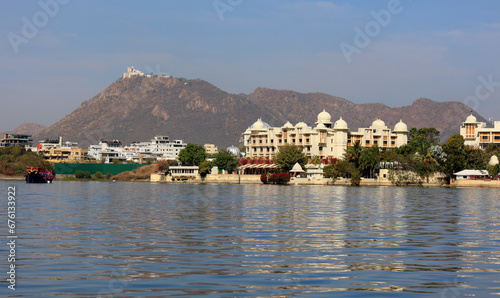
[324,128,500,185]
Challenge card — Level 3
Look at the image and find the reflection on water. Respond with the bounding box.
[1,181,500,297]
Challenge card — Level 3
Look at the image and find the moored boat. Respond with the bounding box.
[25,167,54,183]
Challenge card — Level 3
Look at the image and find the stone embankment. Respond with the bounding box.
[451,180,500,188]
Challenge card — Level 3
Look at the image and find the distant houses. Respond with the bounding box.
[0,133,33,148]
[204,143,218,155]
[87,136,187,163]
[19,135,188,164]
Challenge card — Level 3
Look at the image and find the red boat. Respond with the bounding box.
[25,167,54,183]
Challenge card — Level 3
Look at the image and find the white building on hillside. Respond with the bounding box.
[123,66,172,79]
[123,66,148,78]
[243,110,408,159]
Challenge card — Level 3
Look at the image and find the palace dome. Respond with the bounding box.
[394,120,408,132]
[334,117,348,130]
[295,121,308,128]
[227,145,241,157]
[282,121,294,129]
[465,114,477,123]
[372,119,386,128]
[316,109,332,124]
[249,118,270,130]
[316,122,327,129]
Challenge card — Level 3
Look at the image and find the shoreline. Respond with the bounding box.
[3,175,500,189]
[0,175,24,181]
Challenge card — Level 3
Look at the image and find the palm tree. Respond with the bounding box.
[360,146,380,178]
[345,141,362,168]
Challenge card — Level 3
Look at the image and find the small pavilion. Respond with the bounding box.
[290,162,305,177]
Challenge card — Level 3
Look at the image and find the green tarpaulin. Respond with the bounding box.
[54,163,144,175]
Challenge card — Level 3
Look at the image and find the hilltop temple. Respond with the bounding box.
[242,110,408,159]
[122,66,171,79]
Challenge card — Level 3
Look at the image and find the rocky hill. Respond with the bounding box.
[11,123,47,136]
[248,88,483,143]
[1,123,46,137]
[34,75,485,148]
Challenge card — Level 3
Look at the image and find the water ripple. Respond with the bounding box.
[2,181,500,297]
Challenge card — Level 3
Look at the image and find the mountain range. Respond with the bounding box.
[32,75,485,148]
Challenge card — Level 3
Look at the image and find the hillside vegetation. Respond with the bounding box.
[0,147,53,176]
[111,164,157,181]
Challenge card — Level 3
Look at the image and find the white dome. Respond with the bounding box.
[282,121,294,129]
[465,114,477,123]
[316,122,327,129]
[334,117,348,130]
[316,109,332,124]
[252,119,264,130]
[488,155,499,166]
[295,121,308,128]
[249,118,270,130]
[227,145,240,157]
[372,119,386,128]
[290,162,304,173]
[394,120,408,132]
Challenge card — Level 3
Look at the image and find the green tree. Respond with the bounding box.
[93,171,104,180]
[274,144,307,172]
[323,164,338,179]
[198,160,213,178]
[344,141,362,168]
[409,127,440,144]
[349,165,362,186]
[485,143,500,156]
[413,152,438,181]
[333,159,351,179]
[75,170,91,179]
[380,148,400,162]
[359,146,380,178]
[465,147,487,170]
[442,134,467,182]
[0,147,53,175]
[178,143,207,166]
[404,127,441,155]
[486,164,499,180]
[214,150,238,173]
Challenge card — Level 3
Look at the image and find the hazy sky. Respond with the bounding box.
[2,0,500,131]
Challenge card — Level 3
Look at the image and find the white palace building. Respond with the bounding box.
[460,114,500,149]
[243,110,408,159]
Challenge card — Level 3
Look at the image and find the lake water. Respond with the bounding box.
[1,181,500,297]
